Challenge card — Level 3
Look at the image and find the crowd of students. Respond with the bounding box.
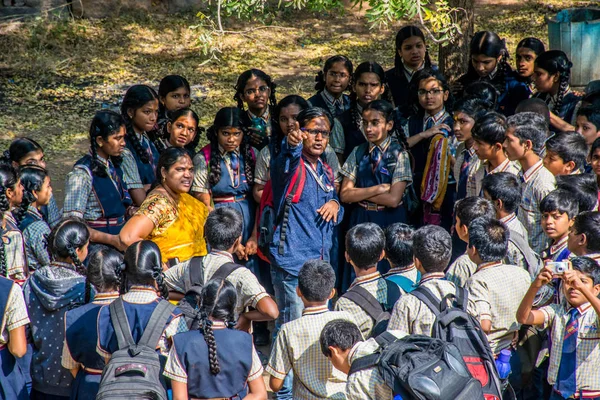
[2,24,600,400]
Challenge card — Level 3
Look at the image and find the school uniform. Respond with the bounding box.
[541,236,571,262]
[240,107,274,151]
[62,292,119,400]
[501,213,533,274]
[42,195,62,229]
[453,142,482,199]
[2,211,27,282]
[124,132,160,186]
[0,277,30,400]
[339,104,367,162]
[446,253,477,288]
[63,153,133,235]
[486,158,521,176]
[383,264,420,295]
[19,206,51,272]
[386,62,433,117]
[164,321,264,399]
[535,88,582,132]
[266,305,354,399]
[309,91,350,157]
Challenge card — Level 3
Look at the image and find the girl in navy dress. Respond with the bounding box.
[160,108,199,157]
[165,279,267,400]
[515,37,545,95]
[62,248,122,400]
[533,50,581,133]
[120,85,160,206]
[23,218,89,400]
[456,31,530,116]
[0,164,26,283]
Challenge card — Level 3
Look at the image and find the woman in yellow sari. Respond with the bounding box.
[119,147,208,263]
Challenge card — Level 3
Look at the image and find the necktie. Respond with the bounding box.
[425,117,434,131]
[229,152,240,187]
[108,162,131,203]
[141,135,154,165]
[556,308,579,398]
[371,146,382,173]
[457,150,472,199]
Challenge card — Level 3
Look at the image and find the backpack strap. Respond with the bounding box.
[508,231,541,277]
[109,298,136,350]
[210,262,243,282]
[341,285,385,322]
[138,300,177,349]
[348,353,380,376]
[374,331,399,347]
[384,279,401,312]
[386,273,419,294]
[410,286,442,317]
[188,256,205,287]
[277,162,306,255]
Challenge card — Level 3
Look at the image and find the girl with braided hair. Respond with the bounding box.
[533,50,581,133]
[62,248,123,400]
[17,166,52,272]
[0,163,27,283]
[515,37,546,95]
[455,31,530,117]
[23,217,90,399]
[165,278,267,400]
[234,69,278,150]
[64,111,134,251]
[120,84,160,204]
[157,107,200,157]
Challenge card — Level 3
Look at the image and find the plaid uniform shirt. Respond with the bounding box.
[266,306,354,399]
[453,143,482,198]
[517,160,556,254]
[487,158,521,176]
[335,271,390,339]
[540,302,600,395]
[501,213,532,273]
[465,262,531,354]
[446,253,478,288]
[192,146,258,194]
[3,211,26,281]
[0,281,30,345]
[163,321,264,384]
[22,206,51,271]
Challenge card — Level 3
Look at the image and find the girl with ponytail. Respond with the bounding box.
[62,248,122,400]
[0,163,27,282]
[23,217,90,399]
[533,50,581,133]
[165,279,267,400]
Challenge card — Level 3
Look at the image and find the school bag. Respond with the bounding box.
[340,280,401,337]
[96,298,176,400]
[411,286,503,400]
[386,270,421,294]
[349,332,485,400]
[507,231,543,279]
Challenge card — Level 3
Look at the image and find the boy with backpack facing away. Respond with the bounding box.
[543,131,588,176]
[335,223,400,339]
[517,256,600,400]
[267,260,355,399]
[540,190,578,262]
[383,223,420,294]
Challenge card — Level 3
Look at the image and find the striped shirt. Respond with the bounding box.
[266,306,354,399]
[0,281,30,345]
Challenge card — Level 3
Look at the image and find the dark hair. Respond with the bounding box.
[87,248,124,294]
[517,37,545,56]
[393,25,432,73]
[571,256,600,286]
[204,207,243,250]
[384,223,414,269]
[350,62,390,130]
[466,31,511,96]
[539,189,579,219]
[515,98,551,128]
[573,212,600,253]
[577,105,600,130]
[545,131,588,172]
[197,279,238,375]
[15,165,48,224]
[455,196,495,227]
[506,112,548,155]
[2,137,44,166]
[271,95,309,156]
[556,174,599,213]
[363,99,409,150]
[296,106,334,129]
[168,108,201,153]
[464,81,499,109]
[481,172,521,213]
[298,259,336,302]
[412,225,452,272]
[320,319,362,357]
[345,223,385,270]
[121,84,159,164]
[234,69,277,110]
[535,50,573,116]
[409,68,452,114]
[468,217,508,262]
[89,110,125,177]
[155,147,191,189]
[157,75,191,119]
[315,55,353,92]
[592,137,600,158]
[472,112,507,146]
[454,97,491,121]
[206,107,255,187]
[0,164,18,277]
[123,240,168,299]
[47,218,90,299]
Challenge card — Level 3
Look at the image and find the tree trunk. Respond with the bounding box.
[438,0,475,82]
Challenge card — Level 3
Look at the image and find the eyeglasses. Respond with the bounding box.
[244,86,270,97]
[220,130,243,137]
[327,71,349,79]
[417,89,444,97]
[301,128,330,138]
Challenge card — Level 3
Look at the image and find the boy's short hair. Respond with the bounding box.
[472,112,507,146]
[576,105,600,130]
[545,131,588,171]
[320,319,362,357]
[591,137,600,157]
[515,98,551,128]
[570,256,600,286]
[481,172,522,214]
[412,225,452,273]
[573,212,600,253]
[556,174,599,212]
[204,207,243,250]
[468,217,508,262]
[384,223,414,269]
[298,259,336,302]
[539,189,579,219]
[455,197,496,228]
[507,112,549,156]
[346,223,385,270]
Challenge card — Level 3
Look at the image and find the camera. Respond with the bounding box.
[547,261,569,275]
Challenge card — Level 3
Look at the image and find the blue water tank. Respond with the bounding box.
[547,8,600,87]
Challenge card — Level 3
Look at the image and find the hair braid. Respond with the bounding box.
[242,141,255,186]
[154,264,169,299]
[0,230,6,278]
[233,88,245,110]
[424,49,433,69]
[203,317,220,375]
[124,118,150,164]
[554,73,570,116]
[350,101,362,131]
[90,138,108,178]
[207,130,223,187]
[14,191,34,224]
[496,51,509,97]
[67,246,89,303]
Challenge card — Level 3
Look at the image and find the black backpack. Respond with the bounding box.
[349,332,485,400]
[340,280,401,337]
[411,286,503,400]
[96,298,175,400]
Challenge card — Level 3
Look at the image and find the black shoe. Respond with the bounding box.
[253,329,270,346]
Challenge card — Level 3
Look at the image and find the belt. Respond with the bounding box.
[552,389,600,399]
[82,365,103,375]
[358,201,386,211]
[213,194,246,204]
[88,216,125,228]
